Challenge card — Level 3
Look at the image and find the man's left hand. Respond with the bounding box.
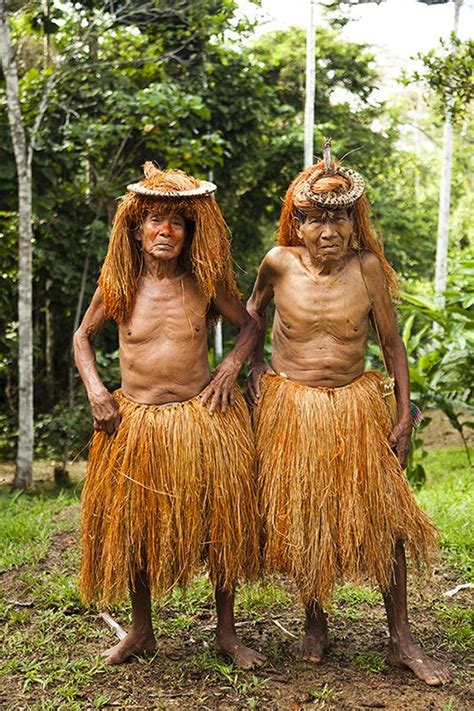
[388,418,412,469]
[201,359,240,415]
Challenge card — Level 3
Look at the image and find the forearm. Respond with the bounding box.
[221,317,259,371]
[385,336,411,422]
[246,300,267,367]
[73,330,108,400]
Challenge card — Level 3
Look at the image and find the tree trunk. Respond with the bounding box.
[304,0,316,168]
[434,0,464,305]
[0,1,34,489]
[45,277,54,405]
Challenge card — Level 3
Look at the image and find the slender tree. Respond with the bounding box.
[434,0,464,305]
[1,0,35,489]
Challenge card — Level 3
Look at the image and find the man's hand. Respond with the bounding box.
[388,417,412,469]
[244,363,275,406]
[90,389,121,435]
[201,359,240,415]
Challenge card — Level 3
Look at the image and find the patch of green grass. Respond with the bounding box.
[332,583,379,622]
[237,580,292,619]
[416,447,473,580]
[350,651,386,673]
[160,574,212,613]
[0,487,79,570]
[308,683,335,701]
[434,604,474,653]
[196,649,267,696]
[334,583,379,606]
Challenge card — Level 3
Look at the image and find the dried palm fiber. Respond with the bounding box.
[254,372,438,607]
[98,163,238,326]
[278,159,398,294]
[80,387,260,606]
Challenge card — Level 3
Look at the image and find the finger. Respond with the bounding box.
[201,384,214,405]
[254,375,261,399]
[221,386,231,413]
[105,420,115,436]
[209,389,221,416]
[229,389,235,406]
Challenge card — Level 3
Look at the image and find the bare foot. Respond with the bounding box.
[387,641,452,686]
[291,628,328,663]
[215,632,266,670]
[101,629,156,665]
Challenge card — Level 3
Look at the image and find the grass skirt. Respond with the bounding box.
[254,372,438,606]
[80,388,259,605]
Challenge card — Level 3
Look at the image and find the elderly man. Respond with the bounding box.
[74,163,264,669]
[246,145,450,685]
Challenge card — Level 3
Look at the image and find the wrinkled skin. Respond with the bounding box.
[246,207,451,686]
[74,210,264,669]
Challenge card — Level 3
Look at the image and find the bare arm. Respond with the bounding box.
[201,285,259,414]
[361,252,411,467]
[243,250,279,403]
[73,288,121,435]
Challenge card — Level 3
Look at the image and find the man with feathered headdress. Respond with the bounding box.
[74,163,264,668]
[246,142,451,685]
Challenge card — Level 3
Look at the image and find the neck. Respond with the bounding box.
[143,254,183,280]
[307,250,346,275]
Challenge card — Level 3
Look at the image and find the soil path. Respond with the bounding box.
[1,524,472,710]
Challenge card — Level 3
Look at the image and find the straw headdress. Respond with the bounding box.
[99,162,239,324]
[278,139,397,293]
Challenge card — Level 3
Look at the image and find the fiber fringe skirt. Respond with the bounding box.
[80,388,260,605]
[254,372,438,605]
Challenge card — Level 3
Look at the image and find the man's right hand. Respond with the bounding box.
[89,389,121,435]
[244,363,275,406]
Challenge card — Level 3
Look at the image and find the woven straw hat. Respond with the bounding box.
[126,162,217,198]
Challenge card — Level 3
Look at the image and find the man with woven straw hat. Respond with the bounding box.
[74,163,264,668]
[246,141,451,685]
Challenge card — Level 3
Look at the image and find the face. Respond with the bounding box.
[138,211,187,260]
[297,207,353,263]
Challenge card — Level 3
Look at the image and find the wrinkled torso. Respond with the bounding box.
[118,274,211,404]
[271,249,371,387]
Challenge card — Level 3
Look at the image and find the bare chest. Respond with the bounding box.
[120,279,208,345]
[273,264,371,339]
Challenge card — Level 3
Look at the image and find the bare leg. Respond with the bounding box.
[291,600,328,663]
[214,584,266,669]
[102,570,156,665]
[383,540,451,685]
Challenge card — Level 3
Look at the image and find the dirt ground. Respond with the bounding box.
[1,410,472,709]
[1,522,472,710]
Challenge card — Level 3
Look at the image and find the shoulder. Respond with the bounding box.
[261,246,300,273]
[358,250,385,280]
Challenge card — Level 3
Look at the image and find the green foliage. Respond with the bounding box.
[1,0,471,462]
[400,256,474,462]
[410,36,474,120]
[416,447,473,579]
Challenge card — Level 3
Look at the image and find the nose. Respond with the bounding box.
[319,221,337,240]
[158,219,172,237]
